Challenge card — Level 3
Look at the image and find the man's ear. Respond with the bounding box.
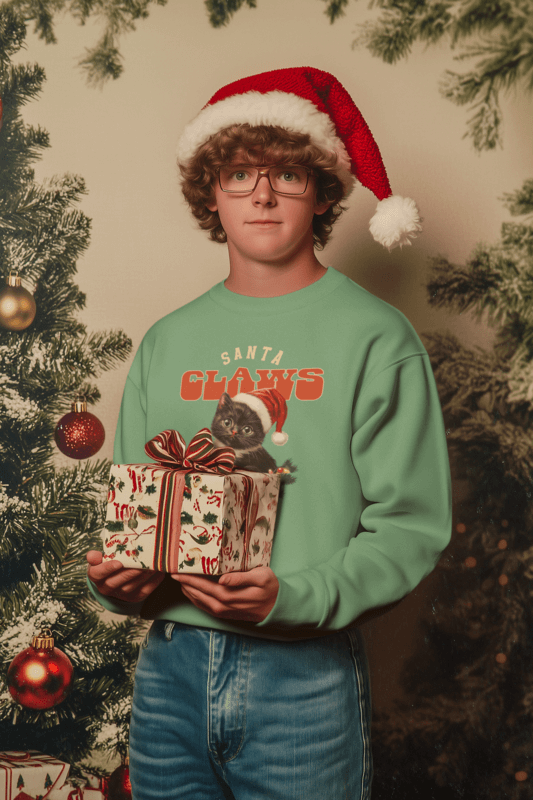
[314,200,332,216]
[206,188,218,213]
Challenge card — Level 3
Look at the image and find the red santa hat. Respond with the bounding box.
[177,66,421,250]
[232,388,288,446]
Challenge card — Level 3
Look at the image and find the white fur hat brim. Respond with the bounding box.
[177,90,356,197]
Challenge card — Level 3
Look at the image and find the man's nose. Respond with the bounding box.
[252,175,276,204]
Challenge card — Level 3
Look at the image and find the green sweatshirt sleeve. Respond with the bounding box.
[257,353,452,631]
[87,358,150,617]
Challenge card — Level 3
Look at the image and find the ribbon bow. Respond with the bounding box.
[144,428,235,474]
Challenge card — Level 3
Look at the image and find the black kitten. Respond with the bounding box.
[211,392,277,473]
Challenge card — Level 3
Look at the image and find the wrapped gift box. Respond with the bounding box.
[47,785,102,800]
[47,769,106,800]
[0,751,69,800]
[101,429,280,575]
[46,786,82,800]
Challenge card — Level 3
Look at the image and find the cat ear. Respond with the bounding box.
[217,392,232,409]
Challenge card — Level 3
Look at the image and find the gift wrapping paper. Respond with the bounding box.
[46,785,83,800]
[47,768,106,800]
[101,429,280,575]
[0,752,69,800]
[47,786,102,800]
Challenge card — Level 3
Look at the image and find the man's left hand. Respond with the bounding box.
[171,566,279,623]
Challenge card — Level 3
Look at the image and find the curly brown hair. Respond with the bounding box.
[178,125,346,250]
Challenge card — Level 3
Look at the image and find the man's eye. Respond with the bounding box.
[280,171,296,182]
[231,171,249,181]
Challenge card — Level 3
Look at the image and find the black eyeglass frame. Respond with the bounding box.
[217,165,312,195]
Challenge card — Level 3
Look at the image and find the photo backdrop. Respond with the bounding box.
[7,0,533,768]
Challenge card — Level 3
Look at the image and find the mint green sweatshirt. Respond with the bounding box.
[88,267,451,640]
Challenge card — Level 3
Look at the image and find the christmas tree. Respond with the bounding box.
[9,0,167,85]
[370,180,533,800]
[351,0,533,151]
[0,6,145,764]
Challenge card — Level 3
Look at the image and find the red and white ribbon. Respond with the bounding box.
[145,428,235,474]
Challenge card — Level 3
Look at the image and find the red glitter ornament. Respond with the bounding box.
[7,629,73,709]
[107,759,132,800]
[55,399,105,459]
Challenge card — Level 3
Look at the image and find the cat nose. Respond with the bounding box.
[231,429,237,436]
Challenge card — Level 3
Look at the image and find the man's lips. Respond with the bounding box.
[246,220,281,225]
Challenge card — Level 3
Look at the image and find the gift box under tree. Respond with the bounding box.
[101,429,280,575]
[47,768,107,800]
[0,751,69,800]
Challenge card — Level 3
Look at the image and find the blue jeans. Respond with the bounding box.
[129,620,373,799]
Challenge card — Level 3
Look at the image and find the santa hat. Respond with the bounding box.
[233,389,288,446]
[177,66,421,250]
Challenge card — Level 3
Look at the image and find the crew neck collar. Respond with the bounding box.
[208,266,345,315]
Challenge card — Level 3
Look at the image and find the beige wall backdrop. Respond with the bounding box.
[16,0,533,469]
[13,0,533,705]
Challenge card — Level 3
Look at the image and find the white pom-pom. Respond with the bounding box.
[271,431,288,446]
[369,195,422,251]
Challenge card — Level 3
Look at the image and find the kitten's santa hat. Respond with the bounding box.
[177,66,421,250]
[233,388,288,446]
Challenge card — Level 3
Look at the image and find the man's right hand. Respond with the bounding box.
[86,551,165,603]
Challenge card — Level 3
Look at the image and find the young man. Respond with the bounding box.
[87,67,452,800]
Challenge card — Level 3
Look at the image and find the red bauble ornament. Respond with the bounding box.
[55,399,105,459]
[7,629,74,709]
[107,759,131,800]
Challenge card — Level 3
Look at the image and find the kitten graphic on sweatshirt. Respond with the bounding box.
[211,389,296,481]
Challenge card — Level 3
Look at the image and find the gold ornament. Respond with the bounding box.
[0,274,37,331]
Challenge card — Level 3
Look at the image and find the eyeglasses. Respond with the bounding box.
[218,165,311,195]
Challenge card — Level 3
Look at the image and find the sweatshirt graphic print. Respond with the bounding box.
[89,268,452,640]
